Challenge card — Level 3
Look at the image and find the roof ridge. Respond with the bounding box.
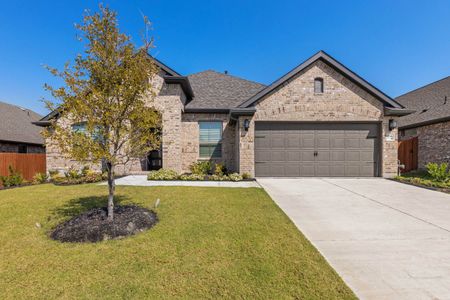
[0,100,42,117]
[188,69,266,87]
[396,76,450,99]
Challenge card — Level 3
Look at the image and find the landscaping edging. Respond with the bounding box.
[100,175,261,188]
[390,178,450,194]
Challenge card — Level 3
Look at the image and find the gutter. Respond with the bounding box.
[384,107,415,116]
[399,116,450,130]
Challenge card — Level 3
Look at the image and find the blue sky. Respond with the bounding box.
[0,0,449,115]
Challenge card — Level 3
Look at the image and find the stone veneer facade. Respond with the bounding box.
[237,61,398,177]
[46,61,400,177]
[400,120,450,169]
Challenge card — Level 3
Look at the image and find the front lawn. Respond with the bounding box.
[0,184,355,299]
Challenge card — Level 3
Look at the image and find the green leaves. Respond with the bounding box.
[44,5,161,166]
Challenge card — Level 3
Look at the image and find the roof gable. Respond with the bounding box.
[238,51,403,109]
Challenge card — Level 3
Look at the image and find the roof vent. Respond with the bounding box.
[421,108,428,113]
[224,70,228,75]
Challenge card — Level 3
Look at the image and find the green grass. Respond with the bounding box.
[0,183,356,299]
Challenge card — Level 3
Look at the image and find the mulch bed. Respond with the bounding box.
[50,205,158,243]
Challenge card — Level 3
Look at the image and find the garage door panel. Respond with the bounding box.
[361,164,375,177]
[331,151,346,162]
[254,122,379,177]
[300,164,315,176]
[286,151,301,162]
[360,151,374,162]
[315,164,330,177]
[346,138,361,149]
[346,151,361,162]
[271,134,285,148]
[317,151,330,161]
[255,136,270,148]
[301,151,315,162]
[285,164,300,177]
[331,137,345,148]
[271,150,286,162]
[301,134,315,148]
[255,150,271,162]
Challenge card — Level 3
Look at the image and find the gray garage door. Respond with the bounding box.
[255,122,380,177]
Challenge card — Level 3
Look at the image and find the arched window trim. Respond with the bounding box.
[314,77,324,94]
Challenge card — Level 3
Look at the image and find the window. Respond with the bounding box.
[314,77,324,94]
[199,121,222,158]
[71,122,87,134]
[18,144,27,153]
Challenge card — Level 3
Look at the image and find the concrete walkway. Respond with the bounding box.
[105,175,261,188]
[258,178,450,300]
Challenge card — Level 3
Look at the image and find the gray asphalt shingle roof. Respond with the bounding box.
[396,76,450,128]
[186,70,266,109]
[0,101,44,145]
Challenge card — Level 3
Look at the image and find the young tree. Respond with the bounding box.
[44,5,161,220]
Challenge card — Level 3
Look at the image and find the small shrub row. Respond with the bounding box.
[395,175,450,189]
[147,168,250,182]
[395,162,450,192]
[50,166,107,185]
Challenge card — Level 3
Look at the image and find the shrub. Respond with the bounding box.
[228,173,243,182]
[209,174,229,181]
[65,167,81,179]
[190,161,212,175]
[32,172,48,184]
[147,169,179,181]
[426,163,449,182]
[0,166,24,187]
[214,163,227,176]
[242,172,252,180]
[81,165,91,177]
[179,174,204,181]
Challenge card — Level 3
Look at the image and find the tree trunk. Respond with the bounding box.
[106,161,115,221]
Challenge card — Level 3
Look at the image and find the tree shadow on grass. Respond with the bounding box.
[51,195,130,219]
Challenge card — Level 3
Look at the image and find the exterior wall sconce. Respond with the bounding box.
[389,119,398,131]
[243,119,250,131]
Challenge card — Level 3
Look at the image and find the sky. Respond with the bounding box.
[0,0,449,116]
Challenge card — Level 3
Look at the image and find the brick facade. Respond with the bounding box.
[181,113,236,173]
[237,61,398,177]
[45,61,400,178]
[400,121,450,169]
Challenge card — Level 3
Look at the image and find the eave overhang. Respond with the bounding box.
[163,76,194,101]
[384,107,415,117]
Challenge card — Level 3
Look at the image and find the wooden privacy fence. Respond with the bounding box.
[398,137,418,173]
[0,153,46,181]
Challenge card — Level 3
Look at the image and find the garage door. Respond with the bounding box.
[255,122,380,177]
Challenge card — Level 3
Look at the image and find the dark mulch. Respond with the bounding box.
[50,205,158,243]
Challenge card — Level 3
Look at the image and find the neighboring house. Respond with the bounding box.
[36,51,411,177]
[0,101,45,153]
[397,76,450,169]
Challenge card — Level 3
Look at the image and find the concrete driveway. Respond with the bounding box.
[258,178,450,300]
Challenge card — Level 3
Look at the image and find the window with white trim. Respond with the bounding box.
[199,121,222,158]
